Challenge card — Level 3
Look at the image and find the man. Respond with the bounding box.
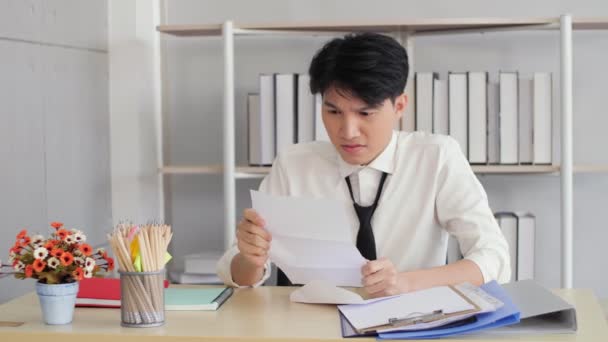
[217,33,510,298]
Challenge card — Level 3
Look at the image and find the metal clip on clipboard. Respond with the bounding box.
[388,310,446,326]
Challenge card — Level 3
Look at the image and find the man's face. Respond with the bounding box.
[322,86,406,165]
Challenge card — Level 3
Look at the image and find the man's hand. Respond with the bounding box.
[235,208,272,269]
[361,257,410,298]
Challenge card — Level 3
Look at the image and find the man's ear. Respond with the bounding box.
[395,93,407,119]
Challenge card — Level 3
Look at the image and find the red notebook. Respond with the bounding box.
[76,278,169,308]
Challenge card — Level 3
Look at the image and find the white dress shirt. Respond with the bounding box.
[217,131,511,286]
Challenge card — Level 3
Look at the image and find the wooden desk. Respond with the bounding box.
[0,286,607,342]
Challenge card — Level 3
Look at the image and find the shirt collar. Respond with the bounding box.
[337,130,398,178]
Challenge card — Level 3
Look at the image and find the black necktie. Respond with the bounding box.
[276,171,389,286]
[345,171,389,260]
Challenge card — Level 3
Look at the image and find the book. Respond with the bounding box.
[448,72,468,158]
[495,212,518,282]
[247,94,262,165]
[487,82,500,164]
[257,74,276,165]
[533,72,552,164]
[169,271,222,284]
[519,78,534,164]
[297,74,314,143]
[468,72,488,164]
[314,93,329,141]
[499,72,519,164]
[433,78,448,135]
[275,73,297,154]
[76,277,169,308]
[183,251,223,274]
[514,212,535,281]
[415,72,436,133]
[165,287,233,311]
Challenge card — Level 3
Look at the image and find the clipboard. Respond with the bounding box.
[345,285,483,334]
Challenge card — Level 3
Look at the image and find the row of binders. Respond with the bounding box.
[413,71,553,164]
[447,211,535,282]
[248,73,329,166]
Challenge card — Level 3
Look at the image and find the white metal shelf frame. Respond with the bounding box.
[156,15,590,288]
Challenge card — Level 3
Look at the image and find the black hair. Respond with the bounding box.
[309,32,409,107]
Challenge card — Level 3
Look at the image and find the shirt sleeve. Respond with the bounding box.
[216,155,290,287]
[435,138,512,283]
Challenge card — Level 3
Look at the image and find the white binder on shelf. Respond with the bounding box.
[499,72,519,164]
[448,72,468,159]
[495,212,518,282]
[433,78,448,135]
[415,72,436,133]
[487,82,500,164]
[514,212,535,281]
[256,74,276,165]
[519,78,533,164]
[297,74,314,143]
[247,94,262,166]
[314,93,329,141]
[275,73,297,154]
[468,72,488,164]
[533,72,553,164]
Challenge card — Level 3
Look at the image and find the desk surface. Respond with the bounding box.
[0,286,607,342]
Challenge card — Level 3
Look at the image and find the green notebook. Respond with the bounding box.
[164,287,233,311]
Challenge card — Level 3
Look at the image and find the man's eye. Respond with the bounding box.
[328,110,339,114]
[360,111,372,116]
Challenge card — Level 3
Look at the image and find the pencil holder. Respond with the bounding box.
[119,270,165,327]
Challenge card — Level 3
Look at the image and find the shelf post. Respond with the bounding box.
[560,14,574,289]
[223,21,236,251]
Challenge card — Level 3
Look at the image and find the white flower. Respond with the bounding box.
[73,233,85,243]
[85,257,95,271]
[84,269,93,278]
[33,247,48,260]
[8,251,16,263]
[97,248,105,256]
[47,257,61,269]
[73,249,83,256]
[31,235,45,245]
[65,235,75,244]
[14,261,25,271]
[74,257,85,266]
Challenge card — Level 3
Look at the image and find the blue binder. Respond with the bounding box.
[339,281,520,339]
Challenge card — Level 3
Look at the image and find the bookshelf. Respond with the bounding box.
[155,15,608,289]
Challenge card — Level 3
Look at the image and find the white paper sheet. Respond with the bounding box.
[290,280,402,305]
[251,190,367,286]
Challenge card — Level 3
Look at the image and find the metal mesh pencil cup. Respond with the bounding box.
[119,270,165,327]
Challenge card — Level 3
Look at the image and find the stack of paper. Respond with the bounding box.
[251,190,366,286]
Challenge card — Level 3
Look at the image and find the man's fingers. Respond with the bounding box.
[361,257,390,276]
[237,228,270,250]
[243,208,266,228]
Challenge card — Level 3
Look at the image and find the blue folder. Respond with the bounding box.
[339,281,520,339]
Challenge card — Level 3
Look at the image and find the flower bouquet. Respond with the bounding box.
[6,222,114,324]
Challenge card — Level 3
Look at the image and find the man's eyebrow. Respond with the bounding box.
[323,101,378,111]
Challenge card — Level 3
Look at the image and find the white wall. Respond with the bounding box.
[0,0,110,303]
[108,0,163,226]
[156,0,608,296]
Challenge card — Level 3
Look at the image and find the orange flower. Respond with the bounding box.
[16,229,28,240]
[33,259,46,273]
[50,248,64,258]
[60,252,74,266]
[56,229,70,240]
[44,241,55,250]
[78,243,93,256]
[20,237,31,247]
[50,222,64,230]
[24,265,34,278]
[106,257,115,271]
[9,245,22,254]
[72,267,84,281]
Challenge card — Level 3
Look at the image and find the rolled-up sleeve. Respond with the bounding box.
[435,138,511,283]
[216,154,290,287]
